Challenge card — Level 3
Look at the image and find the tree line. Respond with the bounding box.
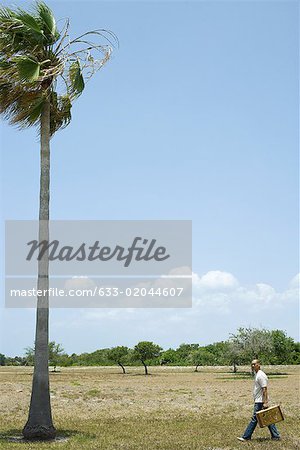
[1,328,299,374]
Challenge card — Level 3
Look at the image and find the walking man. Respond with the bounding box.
[237,359,281,442]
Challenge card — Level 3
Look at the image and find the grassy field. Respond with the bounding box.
[0,365,299,450]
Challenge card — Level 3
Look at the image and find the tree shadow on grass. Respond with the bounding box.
[0,429,96,444]
[90,370,159,377]
[220,371,289,379]
[129,372,158,377]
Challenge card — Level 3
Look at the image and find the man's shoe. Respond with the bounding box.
[237,437,250,442]
[272,437,281,441]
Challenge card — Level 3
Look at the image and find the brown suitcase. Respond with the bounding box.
[256,405,284,428]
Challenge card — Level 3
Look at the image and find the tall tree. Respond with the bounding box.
[0,1,115,439]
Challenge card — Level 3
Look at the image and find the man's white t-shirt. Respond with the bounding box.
[253,369,268,403]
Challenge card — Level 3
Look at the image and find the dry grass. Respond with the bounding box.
[0,365,299,449]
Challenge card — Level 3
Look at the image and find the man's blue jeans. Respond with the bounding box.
[242,402,281,440]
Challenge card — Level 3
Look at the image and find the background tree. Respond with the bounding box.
[24,346,35,366]
[48,341,65,372]
[0,1,115,439]
[3,328,299,368]
[270,330,295,364]
[205,342,230,366]
[191,348,215,372]
[133,341,162,375]
[160,348,177,365]
[0,353,6,366]
[175,343,199,365]
[226,339,242,373]
[290,342,300,364]
[107,346,129,374]
[24,341,65,371]
[228,327,274,371]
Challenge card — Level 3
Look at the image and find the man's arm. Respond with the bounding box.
[262,387,269,408]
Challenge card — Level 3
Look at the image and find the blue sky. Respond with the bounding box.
[0,1,299,355]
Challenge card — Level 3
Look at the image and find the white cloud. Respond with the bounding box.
[70,271,299,320]
[191,272,299,314]
[193,270,239,291]
[64,276,96,290]
[47,271,299,352]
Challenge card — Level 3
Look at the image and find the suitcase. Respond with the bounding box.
[256,405,284,428]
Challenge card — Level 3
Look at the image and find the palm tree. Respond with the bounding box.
[0,1,116,439]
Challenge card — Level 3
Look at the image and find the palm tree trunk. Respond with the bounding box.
[23,100,56,440]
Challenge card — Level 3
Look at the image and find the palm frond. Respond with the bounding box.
[36,1,60,43]
[13,56,41,82]
[50,93,72,135]
[14,9,43,35]
[0,81,45,129]
[0,7,43,54]
[69,60,84,97]
[0,1,116,136]
[11,95,45,128]
[66,29,119,51]
[0,6,14,20]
